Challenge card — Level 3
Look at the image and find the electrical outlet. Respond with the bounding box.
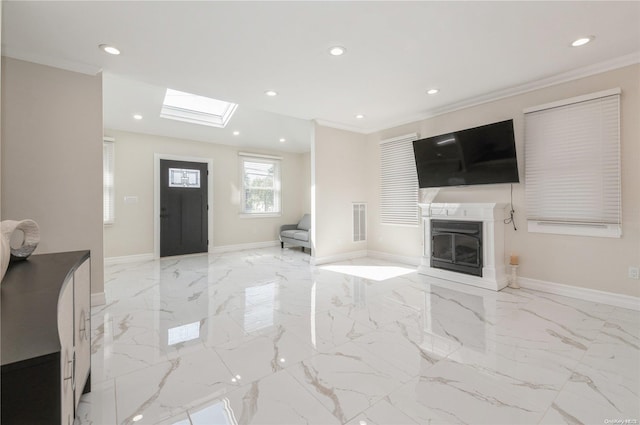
[629,266,640,280]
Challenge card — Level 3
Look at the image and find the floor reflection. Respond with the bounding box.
[242,281,277,333]
[424,284,488,352]
[189,398,237,425]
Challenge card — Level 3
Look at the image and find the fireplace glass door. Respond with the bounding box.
[432,234,454,263]
[431,220,483,277]
[455,235,480,267]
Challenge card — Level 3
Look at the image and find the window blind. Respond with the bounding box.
[524,89,621,236]
[103,139,115,224]
[380,133,419,225]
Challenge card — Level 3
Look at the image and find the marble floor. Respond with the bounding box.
[79,247,640,425]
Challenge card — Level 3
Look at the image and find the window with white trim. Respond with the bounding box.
[380,133,419,225]
[103,138,115,224]
[524,88,621,237]
[240,155,281,215]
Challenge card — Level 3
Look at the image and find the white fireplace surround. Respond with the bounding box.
[418,202,508,291]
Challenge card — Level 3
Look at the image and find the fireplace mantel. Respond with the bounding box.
[418,202,508,291]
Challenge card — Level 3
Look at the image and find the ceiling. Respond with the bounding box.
[2,1,639,153]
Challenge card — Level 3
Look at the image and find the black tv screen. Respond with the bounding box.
[413,119,519,188]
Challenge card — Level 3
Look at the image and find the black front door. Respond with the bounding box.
[160,159,208,257]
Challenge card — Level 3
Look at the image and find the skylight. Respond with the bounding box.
[160,88,238,128]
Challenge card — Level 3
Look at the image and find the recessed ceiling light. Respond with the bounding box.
[427,88,439,95]
[133,114,143,120]
[279,138,286,143]
[571,36,594,47]
[265,90,278,97]
[99,44,120,55]
[329,46,346,56]
[132,414,143,422]
[233,131,240,136]
[355,114,365,119]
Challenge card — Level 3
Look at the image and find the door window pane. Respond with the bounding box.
[169,168,201,188]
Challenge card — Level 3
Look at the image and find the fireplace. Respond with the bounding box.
[418,203,508,291]
[431,220,483,277]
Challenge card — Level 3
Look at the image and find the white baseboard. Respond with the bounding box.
[367,250,421,267]
[311,250,368,266]
[105,241,280,263]
[312,250,419,267]
[519,277,640,311]
[91,292,106,307]
[211,240,279,254]
[418,265,508,292]
[104,253,155,265]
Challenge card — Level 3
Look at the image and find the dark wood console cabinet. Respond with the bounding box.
[1,251,91,425]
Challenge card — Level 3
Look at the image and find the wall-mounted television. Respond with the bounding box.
[412,119,519,188]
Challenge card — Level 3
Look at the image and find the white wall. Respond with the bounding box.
[312,123,367,259]
[103,129,310,257]
[1,57,104,295]
[364,64,640,297]
[0,1,3,263]
[300,151,312,215]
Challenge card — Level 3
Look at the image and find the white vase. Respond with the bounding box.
[0,233,9,283]
[0,219,40,282]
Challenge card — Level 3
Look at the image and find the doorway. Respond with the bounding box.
[155,155,213,258]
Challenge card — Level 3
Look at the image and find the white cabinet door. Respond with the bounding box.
[58,279,75,425]
[74,258,91,408]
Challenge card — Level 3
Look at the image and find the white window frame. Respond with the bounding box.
[524,88,621,238]
[239,153,282,217]
[380,133,420,226]
[103,137,115,225]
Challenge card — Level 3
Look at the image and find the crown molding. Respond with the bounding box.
[319,52,640,135]
[313,119,368,135]
[421,52,640,123]
[2,49,102,75]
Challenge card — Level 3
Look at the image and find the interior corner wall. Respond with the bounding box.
[103,129,309,257]
[312,123,367,259]
[366,64,640,297]
[300,151,312,215]
[1,57,104,295]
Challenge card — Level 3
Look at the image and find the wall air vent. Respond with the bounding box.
[353,203,367,242]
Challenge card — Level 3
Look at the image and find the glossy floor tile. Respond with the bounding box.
[79,247,640,424]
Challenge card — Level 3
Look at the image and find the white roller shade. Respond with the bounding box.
[524,89,621,236]
[380,133,419,225]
